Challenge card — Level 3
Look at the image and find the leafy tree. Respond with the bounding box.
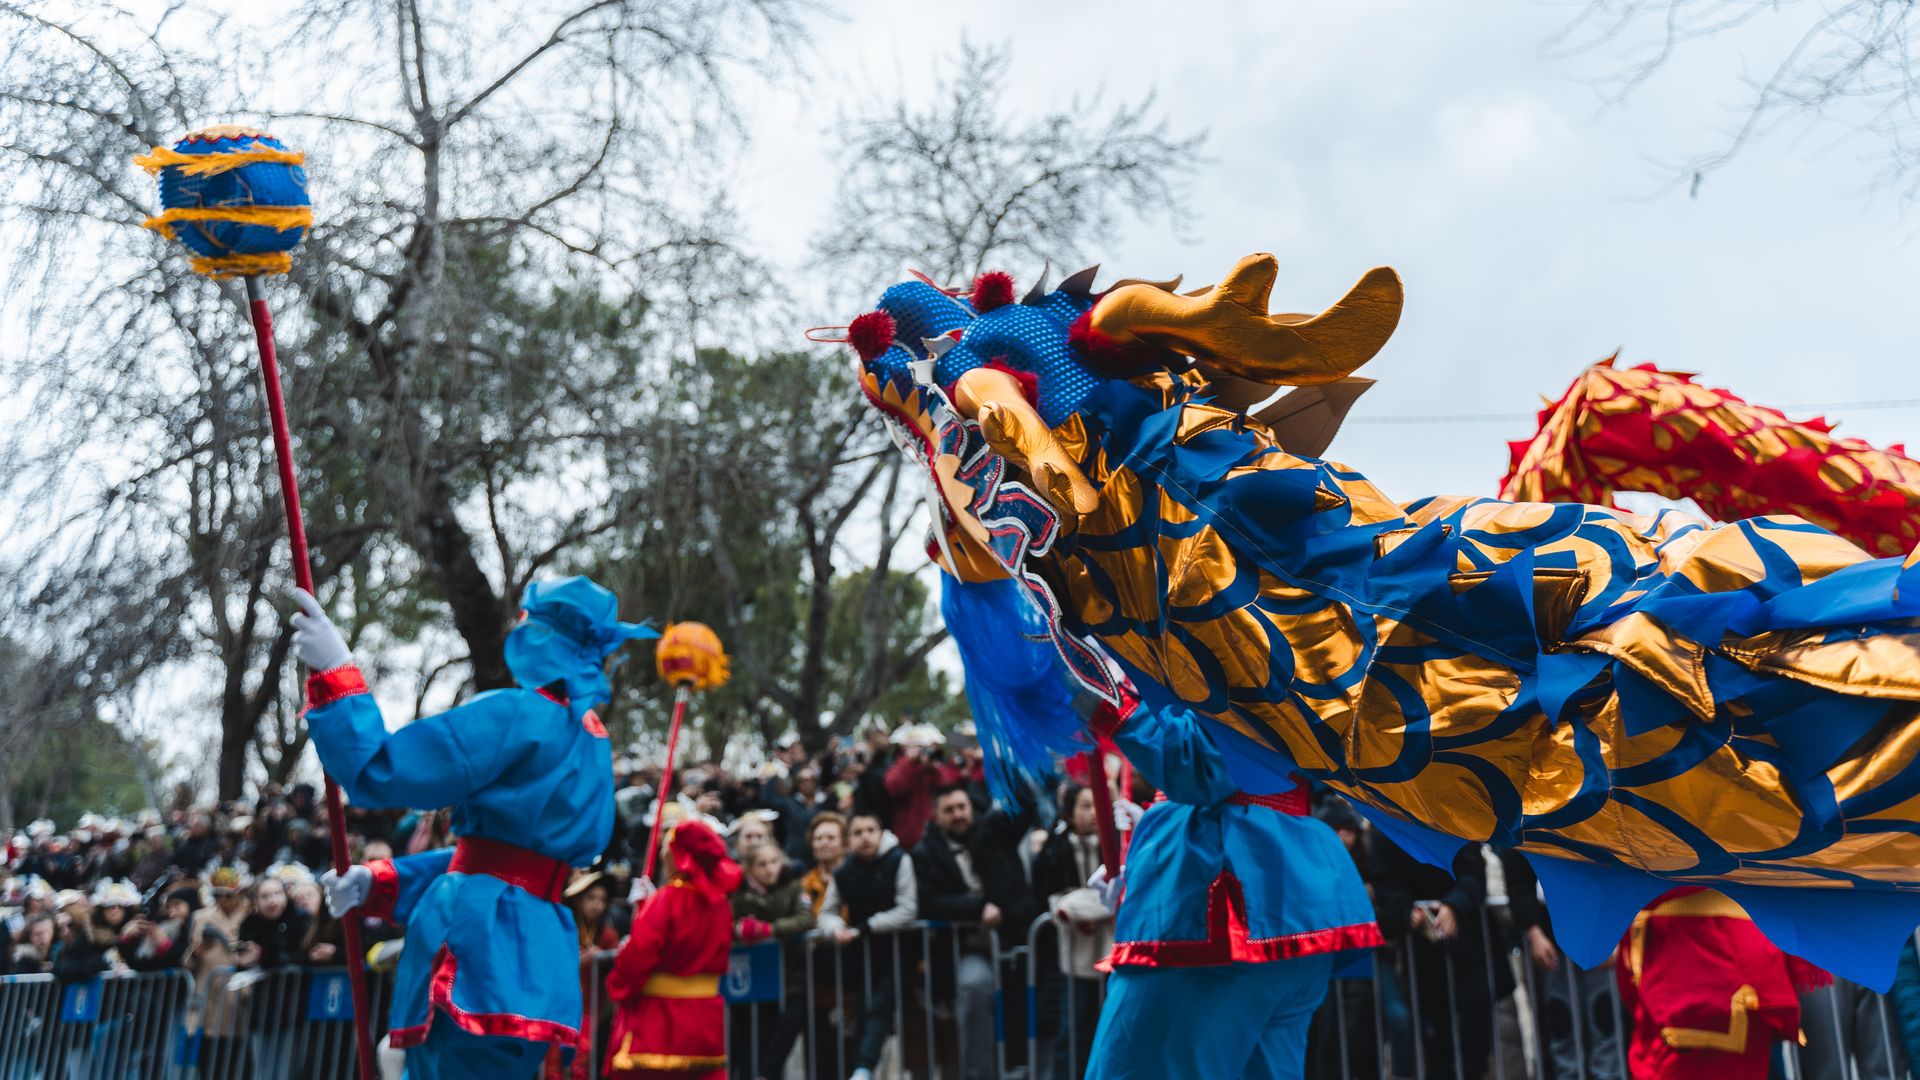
[0,0,798,796]
[8,718,152,830]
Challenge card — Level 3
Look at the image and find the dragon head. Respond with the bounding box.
[837,253,1405,583]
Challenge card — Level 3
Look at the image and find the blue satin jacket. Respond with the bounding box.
[1110,706,1380,967]
[305,666,612,1049]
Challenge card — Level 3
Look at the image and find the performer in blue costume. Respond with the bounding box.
[1084,699,1381,1080]
[941,573,1379,1080]
[292,577,656,1079]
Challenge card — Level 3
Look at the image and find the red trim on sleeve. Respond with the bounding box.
[360,858,400,923]
[1101,871,1385,970]
[388,946,581,1050]
[305,665,369,709]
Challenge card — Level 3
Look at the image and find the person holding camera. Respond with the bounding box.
[122,885,197,972]
[186,866,255,1078]
[882,727,963,850]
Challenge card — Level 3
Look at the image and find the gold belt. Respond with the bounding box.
[641,972,720,999]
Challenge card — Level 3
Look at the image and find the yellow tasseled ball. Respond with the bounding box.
[654,622,730,691]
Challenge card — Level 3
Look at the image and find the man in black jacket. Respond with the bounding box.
[912,785,1004,1080]
[1370,829,1496,1080]
[816,813,917,1080]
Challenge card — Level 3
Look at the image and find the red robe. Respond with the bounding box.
[605,877,734,1079]
[1616,887,1826,1080]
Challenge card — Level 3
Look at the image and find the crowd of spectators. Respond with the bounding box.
[11,711,1920,1079]
[0,714,1126,1078]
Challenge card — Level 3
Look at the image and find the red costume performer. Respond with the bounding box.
[605,819,739,1079]
[1616,887,1827,1080]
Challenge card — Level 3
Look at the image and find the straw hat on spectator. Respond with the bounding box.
[889,721,946,748]
[643,798,723,836]
[54,889,88,912]
[26,819,54,841]
[563,870,605,900]
[265,861,314,886]
[91,880,140,909]
[724,808,780,837]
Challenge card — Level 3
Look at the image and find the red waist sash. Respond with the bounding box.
[1152,780,1310,816]
[449,835,570,903]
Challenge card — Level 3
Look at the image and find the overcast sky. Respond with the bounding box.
[731,1,1919,502]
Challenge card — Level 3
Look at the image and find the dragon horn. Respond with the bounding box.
[1058,265,1100,296]
[1085,253,1403,386]
[1020,262,1052,306]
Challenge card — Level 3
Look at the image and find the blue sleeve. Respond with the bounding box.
[304,668,534,810]
[391,848,456,926]
[1111,707,1238,806]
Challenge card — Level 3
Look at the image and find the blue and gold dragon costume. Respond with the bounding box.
[836,253,1920,989]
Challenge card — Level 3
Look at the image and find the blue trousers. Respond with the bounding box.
[403,1020,549,1080]
[1086,955,1335,1080]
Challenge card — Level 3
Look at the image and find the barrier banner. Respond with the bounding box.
[59,978,101,1023]
[722,942,782,1003]
[309,970,356,1021]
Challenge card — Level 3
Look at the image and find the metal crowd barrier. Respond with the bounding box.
[7,920,1918,1079]
[585,920,1010,1080]
[0,964,397,1080]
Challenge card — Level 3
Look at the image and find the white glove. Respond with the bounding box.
[1113,799,1144,832]
[292,589,353,671]
[628,876,656,905]
[1088,865,1124,910]
[321,865,372,917]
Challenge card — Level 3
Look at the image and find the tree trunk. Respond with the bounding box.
[218,701,254,802]
[417,481,513,690]
[0,755,14,837]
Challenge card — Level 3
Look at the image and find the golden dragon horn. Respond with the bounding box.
[1084,253,1404,386]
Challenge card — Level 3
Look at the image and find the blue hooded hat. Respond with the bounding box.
[503,576,658,720]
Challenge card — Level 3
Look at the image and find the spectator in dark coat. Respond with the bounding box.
[1032,784,1113,1079]
[52,902,115,984]
[731,842,816,1079]
[12,913,56,974]
[121,895,192,973]
[169,814,218,874]
[1370,831,1494,1080]
[817,813,917,1080]
[237,877,311,970]
[852,722,897,827]
[911,785,1000,1080]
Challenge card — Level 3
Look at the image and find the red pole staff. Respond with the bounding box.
[1085,739,1124,877]
[244,275,377,1080]
[641,684,692,882]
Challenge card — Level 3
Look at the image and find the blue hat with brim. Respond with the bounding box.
[504,576,658,718]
